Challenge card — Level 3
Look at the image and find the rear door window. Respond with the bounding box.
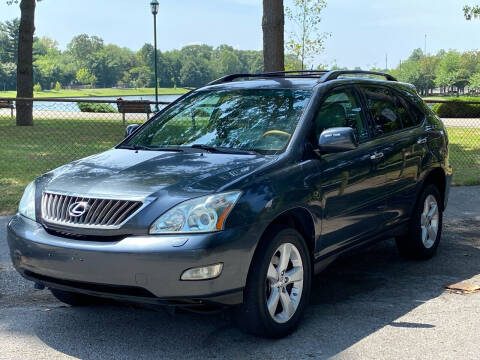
[361,86,407,136]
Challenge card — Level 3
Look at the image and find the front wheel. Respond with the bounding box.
[236,226,311,338]
[396,184,443,259]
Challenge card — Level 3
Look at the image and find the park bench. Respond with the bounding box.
[117,100,152,125]
[0,100,15,119]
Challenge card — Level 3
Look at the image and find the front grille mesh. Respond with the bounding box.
[41,192,143,228]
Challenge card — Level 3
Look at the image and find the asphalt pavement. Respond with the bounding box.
[0,186,479,360]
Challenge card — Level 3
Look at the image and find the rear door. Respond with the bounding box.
[359,85,426,227]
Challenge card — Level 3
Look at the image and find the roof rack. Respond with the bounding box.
[208,70,329,85]
[207,69,397,86]
[319,70,397,82]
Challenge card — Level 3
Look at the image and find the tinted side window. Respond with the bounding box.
[396,88,427,127]
[400,97,424,128]
[362,87,406,136]
[314,87,369,142]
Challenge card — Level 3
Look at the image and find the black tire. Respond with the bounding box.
[236,225,311,338]
[396,184,443,259]
[50,288,102,306]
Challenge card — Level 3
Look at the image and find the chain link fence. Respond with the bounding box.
[424,99,480,185]
[0,97,479,214]
[0,97,171,215]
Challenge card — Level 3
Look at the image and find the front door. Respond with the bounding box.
[309,86,387,257]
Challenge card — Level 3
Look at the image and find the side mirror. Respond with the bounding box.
[318,127,358,154]
[125,124,140,138]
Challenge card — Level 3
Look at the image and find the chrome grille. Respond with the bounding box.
[41,192,144,229]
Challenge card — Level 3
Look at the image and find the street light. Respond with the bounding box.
[150,0,159,112]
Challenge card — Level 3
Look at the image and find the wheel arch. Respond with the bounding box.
[421,167,447,210]
[249,207,316,272]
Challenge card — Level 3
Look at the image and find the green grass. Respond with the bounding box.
[0,116,132,215]
[0,118,478,215]
[447,127,480,186]
[0,87,189,99]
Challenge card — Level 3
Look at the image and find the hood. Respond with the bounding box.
[43,149,272,198]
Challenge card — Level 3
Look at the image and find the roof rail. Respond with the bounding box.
[208,70,329,85]
[319,70,397,82]
[207,70,397,86]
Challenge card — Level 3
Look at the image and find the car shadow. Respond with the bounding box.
[1,188,479,359]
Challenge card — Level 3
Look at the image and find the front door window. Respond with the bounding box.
[314,87,369,142]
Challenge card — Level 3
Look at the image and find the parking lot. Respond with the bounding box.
[0,186,479,360]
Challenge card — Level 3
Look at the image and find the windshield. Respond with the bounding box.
[123,88,311,154]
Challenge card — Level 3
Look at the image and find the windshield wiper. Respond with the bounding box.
[189,144,259,155]
[119,145,183,152]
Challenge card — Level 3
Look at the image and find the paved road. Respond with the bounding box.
[1,187,479,360]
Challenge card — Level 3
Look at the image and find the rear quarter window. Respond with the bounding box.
[395,87,427,127]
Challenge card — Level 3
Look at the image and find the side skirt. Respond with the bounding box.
[312,220,409,275]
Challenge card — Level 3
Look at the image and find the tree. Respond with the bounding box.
[285,0,329,70]
[408,48,424,62]
[285,53,302,70]
[0,62,16,90]
[33,36,58,57]
[67,34,103,68]
[129,66,152,88]
[435,51,463,93]
[138,43,174,87]
[262,0,284,71]
[0,18,20,62]
[76,68,96,86]
[463,5,480,20]
[85,45,135,88]
[214,48,243,77]
[15,0,36,126]
[179,57,214,87]
[469,72,480,90]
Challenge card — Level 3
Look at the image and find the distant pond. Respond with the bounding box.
[33,94,182,112]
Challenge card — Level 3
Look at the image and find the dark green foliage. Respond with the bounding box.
[0,18,19,63]
[77,102,117,113]
[431,101,480,118]
[0,18,266,90]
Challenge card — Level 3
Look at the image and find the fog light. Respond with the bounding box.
[181,263,223,281]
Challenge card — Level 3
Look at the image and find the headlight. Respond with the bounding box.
[18,181,36,221]
[150,191,241,234]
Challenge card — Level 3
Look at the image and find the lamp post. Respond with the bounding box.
[150,0,159,112]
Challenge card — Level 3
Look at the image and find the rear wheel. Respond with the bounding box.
[50,288,103,306]
[396,184,443,259]
[236,226,311,338]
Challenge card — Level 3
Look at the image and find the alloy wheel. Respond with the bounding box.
[265,243,304,324]
[421,194,439,249]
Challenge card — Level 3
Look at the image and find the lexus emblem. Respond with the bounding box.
[68,201,90,217]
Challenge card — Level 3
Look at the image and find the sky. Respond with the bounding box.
[0,0,479,69]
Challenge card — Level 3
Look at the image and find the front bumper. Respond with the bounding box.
[7,215,258,306]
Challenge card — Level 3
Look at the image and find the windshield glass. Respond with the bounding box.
[123,89,311,154]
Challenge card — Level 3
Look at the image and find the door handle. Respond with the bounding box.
[370,152,384,161]
[417,137,427,144]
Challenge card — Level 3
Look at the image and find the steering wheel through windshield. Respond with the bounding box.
[261,130,291,139]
